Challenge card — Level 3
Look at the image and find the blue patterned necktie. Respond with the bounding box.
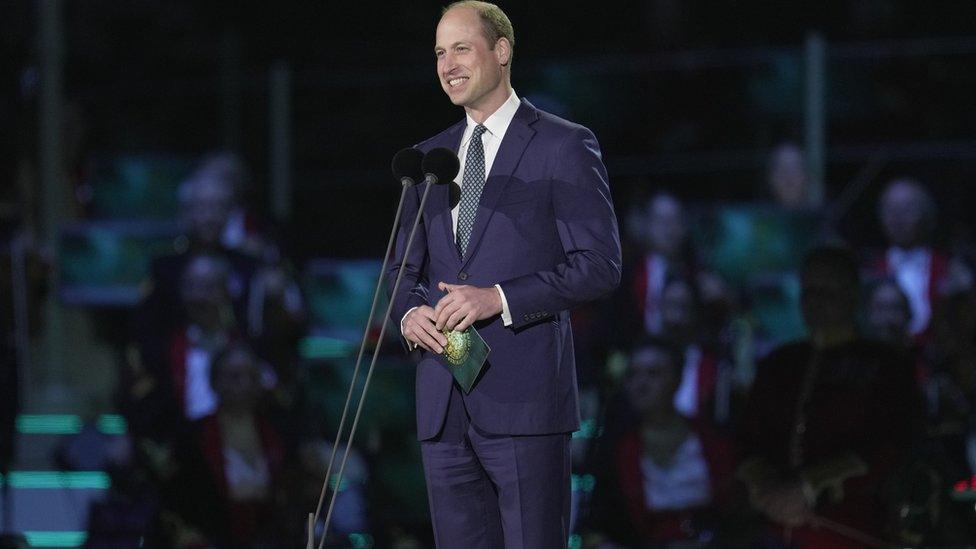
[456,124,488,256]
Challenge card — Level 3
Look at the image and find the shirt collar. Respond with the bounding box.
[464,89,521,142]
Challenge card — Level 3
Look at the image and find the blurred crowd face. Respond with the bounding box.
[180,255,231,331]
[768,143,808,209]
[213,347,262,412]
[647,194,687,259]
[626,346,680,417]
[181,177,235,247]
[880,180,932,249]
[867,281,911,344]
[801,260,858,336]
[661,278,698,342]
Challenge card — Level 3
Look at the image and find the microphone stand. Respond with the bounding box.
[305,175,416,548]
[309,172,439,549]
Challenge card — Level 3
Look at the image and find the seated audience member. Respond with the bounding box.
[659,276,728,424]
[865,278,931,386]
[587,337,734,547]
[187,343,286,548]
[766,142,813,211]
[191,152,270,258]
[166,254,240,421]
[738,246,922,548]
[865,278,913,348]
[865,178,972,339]
[926,289,976,483]
[617,192,728,343]
[138,172,260,354]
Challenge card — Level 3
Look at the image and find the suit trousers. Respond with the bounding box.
[420,382,572,548]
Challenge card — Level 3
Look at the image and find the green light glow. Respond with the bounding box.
[571,473,595,493]
[96,414,128,435]
[0,471,111,489]
[16,414,128,435]
[23,531,88,547]
[16,415,82,434]
[300,335,355,359]
[349,533,374,548]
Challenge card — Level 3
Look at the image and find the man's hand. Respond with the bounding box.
[402,305,448,353]
[433,282,503,332]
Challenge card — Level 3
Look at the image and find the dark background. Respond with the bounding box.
[5,1,976,261]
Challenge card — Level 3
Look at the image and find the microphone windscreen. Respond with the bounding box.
[391,147,424,183]
[449,182,461,209]
[421,147,460,184]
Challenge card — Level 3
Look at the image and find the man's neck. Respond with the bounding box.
[465,84,514,124]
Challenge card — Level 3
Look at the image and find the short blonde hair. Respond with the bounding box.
[443,1,515,59]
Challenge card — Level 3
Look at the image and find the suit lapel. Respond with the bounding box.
[460,100,539,269]
[424,120,466,264]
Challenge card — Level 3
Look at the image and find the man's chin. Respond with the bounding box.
[445,92,467,106]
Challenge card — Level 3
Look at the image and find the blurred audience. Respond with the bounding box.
[865,177,972,339]
[617,192,729,344]
[75,146,976,546]
[766,142,812,211]
[738,246,922,548]
[139,170,260,348]
[658,276,729,425]
[187,343,287,548]
[586,337,735,547]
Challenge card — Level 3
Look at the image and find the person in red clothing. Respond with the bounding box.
[739,246,922,548]
[658,275,728,424]
[587,336,735,547]
[192,342,286,548]
[865,178,972,341]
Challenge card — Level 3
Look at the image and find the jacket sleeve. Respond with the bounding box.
[498,126,622,329]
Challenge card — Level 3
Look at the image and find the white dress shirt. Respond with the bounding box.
[641,433,712,510]
[673,344,702,418]
[887,246,932,335]
[402,90,521,336]
[185,345,217,420]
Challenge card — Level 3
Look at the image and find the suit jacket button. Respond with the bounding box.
[458,272,469,281]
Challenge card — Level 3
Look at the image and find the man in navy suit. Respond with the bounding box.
[389,2,621,546]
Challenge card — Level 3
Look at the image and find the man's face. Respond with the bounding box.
[880,183,926,248]
[647,195,686,257]
[768,144,808,208]
[435,7,506,111]
[801,263,857,333]
[625,348,679,416]
[213,350,262,410]
[182,178,234,247]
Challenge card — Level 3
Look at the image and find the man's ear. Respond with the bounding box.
[495,37,512,67]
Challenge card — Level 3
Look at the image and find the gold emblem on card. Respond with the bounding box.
[442,329,471,366]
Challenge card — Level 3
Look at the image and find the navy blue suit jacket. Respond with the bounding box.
[388,99,621,440]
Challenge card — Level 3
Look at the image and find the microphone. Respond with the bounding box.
[421,147,460,185]
[449,182,461,209]
[391,147,424,187]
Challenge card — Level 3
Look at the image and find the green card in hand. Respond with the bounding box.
[437,327,490,393]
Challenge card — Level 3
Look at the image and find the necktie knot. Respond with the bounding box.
[472,124,487,138]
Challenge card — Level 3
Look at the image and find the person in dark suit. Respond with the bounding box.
[388,2,621,546]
